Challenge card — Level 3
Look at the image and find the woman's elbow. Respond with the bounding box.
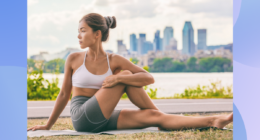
[147,75,155,85]
[59,91,71,100]
[151,77,155,84]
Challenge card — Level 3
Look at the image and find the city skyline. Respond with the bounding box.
[127,21,231,56]
[28,0,232,58]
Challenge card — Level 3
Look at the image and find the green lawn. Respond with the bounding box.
[27,112,233,140]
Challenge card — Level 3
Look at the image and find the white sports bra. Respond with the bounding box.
[72,50,113,89]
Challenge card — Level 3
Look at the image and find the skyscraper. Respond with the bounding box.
[163,27,174,51]
[153,30,161,51]
[182,21,195,55]
[137,33,146,55]
[117,40,127,54]
[130,34,137,52]
[197,29,207,50]
[142,41,153,54]
[165,38,177,51]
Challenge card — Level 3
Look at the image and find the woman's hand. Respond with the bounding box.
[27,125,50,131]
[102,75,119,88]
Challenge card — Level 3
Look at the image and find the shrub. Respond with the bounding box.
[27,69,60,100]
[173,80,233,99]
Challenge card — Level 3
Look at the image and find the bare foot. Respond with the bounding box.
[212,112,233,129]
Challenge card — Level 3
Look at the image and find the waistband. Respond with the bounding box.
[70,96,93,112]
[71,95,92,99]
[71,96,92,103]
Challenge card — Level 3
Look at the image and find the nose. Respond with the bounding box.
[78,33,81,39]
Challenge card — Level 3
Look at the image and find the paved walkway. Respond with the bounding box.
[28,99,233,119]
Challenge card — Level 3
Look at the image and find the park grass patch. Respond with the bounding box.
[27,112,233,140]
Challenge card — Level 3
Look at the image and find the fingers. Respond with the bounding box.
[102,82,110,88]
[27,126,36,131]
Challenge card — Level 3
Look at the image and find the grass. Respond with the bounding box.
[27,112,233,140]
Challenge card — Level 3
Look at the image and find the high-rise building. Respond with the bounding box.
[197,29,207,50]
[117,40,127,54]
[130,34,137,52]
[142,41,153,54]
[165,38,177,51]
[163,27,174,51]
[137,33,146,55]
[182,21,195,55]
[159,38,163,51]
[153,30,161,51]
[224,43,233,52]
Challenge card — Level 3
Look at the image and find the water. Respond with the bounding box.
[41,73,233,97]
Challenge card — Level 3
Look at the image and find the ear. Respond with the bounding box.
[95,30,102,39]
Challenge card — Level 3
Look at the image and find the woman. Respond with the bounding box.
[27,13,233,133]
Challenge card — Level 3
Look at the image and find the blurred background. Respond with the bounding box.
[27,0,233,99]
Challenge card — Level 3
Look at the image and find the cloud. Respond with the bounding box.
[28,0,39,6]
[27,0,232,57]
[33,35,60,44]
[28,5,95,31]
[112,0,159,19]
[169,0,233,17]
[94,0,133,6]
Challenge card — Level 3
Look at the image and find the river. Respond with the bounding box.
[40,72,233,97]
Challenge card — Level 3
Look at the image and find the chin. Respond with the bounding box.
[80,45,88,49]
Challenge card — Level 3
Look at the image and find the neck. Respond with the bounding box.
[87,43,106,61]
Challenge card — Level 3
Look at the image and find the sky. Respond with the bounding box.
[28,0,233,58]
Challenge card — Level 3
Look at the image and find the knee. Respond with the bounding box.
[145,109,165,127]
[145,109,164,118]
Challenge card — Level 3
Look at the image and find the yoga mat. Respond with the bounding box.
[27,127,232,137]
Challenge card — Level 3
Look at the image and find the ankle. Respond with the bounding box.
[208,116,217,127]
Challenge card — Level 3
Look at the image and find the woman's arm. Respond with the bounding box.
[45,53,75,129]
[112,54,155,87]
[28,53,75,131]
[116,72,154,87]
[45,92,71,129]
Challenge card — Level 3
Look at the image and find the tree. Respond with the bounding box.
[187,57,198,72]
[199,57,232,72]
[170,61,186,72]
[44,58,65,73]
[151,57,173,72]
[27,59,36,73]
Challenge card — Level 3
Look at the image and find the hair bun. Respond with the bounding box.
[104,16,116,29]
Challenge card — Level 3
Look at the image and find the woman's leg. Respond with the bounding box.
[117,109,233,130]
[95,70,233,130]
[94,70,158,123]
[115,70,159,110]
[94,83,126,119]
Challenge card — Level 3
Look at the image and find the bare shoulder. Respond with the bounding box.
[67,51,83,61]
[109,53,129,67]
[109,53,128,62]
[66,51,84,67]
[109,53,147,74]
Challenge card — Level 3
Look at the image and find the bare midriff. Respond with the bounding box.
[71,86,99,98]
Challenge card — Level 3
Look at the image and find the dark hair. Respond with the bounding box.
[80,13,116,42]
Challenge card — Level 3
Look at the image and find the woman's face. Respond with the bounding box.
[78,21,99,49]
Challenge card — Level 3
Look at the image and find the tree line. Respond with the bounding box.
[27,58,65,73]
[150,57,233,72]
[27,56,233,73]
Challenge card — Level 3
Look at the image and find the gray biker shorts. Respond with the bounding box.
[70,95,121,132]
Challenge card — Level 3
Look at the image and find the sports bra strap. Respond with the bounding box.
[106,52,110,69]
[83,50,87,65]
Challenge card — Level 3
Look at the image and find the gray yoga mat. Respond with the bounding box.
[27,126,232,137]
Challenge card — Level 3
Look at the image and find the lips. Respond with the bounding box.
[79,41,82,44]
